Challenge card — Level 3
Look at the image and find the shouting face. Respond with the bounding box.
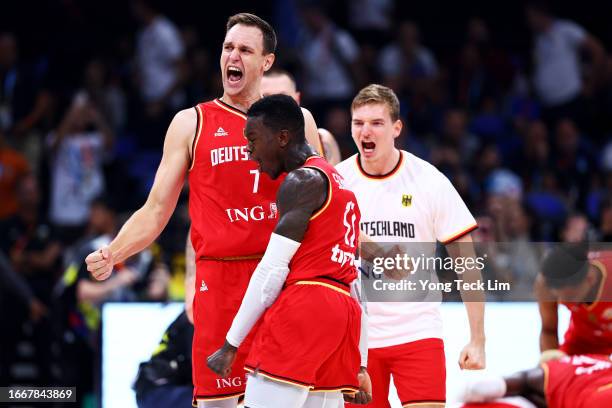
[220,24,274,99]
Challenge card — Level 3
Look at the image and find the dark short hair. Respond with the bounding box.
[247,94,304,142]
[541,243,590,288]
[226,13,277,54]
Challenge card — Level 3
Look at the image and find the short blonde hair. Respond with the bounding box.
[351,84,400,121]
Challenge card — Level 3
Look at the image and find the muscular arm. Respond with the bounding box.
[446,233,486,369]
[301,107,325,157]
[274,168,327,241]
[535,275,560,351]
[109,109,195,263]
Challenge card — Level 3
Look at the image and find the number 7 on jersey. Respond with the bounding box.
[249,169,260,193]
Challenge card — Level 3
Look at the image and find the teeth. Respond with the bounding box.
[228,66,242,73]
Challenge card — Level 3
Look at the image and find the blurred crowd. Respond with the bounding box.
[1,0,612,406]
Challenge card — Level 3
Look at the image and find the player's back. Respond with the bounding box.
[286,156,360,287]
[543,354,612,408]
[562,251,612,353]
[188,99,283,259]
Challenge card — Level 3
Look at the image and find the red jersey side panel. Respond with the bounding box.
[561,251,612,355]
[286,156,360,286]
[188,99,282,258]
[543,354,612,408]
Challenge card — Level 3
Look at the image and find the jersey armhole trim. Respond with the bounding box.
[440,223,478,245]
[188,105,204,172]
[303,165,332,221]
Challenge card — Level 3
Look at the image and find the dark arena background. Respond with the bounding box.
[1,0,612,407]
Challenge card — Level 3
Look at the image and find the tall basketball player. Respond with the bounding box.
[85,13,322,408]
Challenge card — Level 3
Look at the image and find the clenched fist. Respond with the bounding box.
[86,246,114,281]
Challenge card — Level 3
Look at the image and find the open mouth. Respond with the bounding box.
[362,141,376,154]
[227,66,243,84]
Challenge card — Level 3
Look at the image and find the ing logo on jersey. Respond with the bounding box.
[401,194,412,207]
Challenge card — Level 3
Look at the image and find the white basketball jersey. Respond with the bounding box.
[336,150,477,348]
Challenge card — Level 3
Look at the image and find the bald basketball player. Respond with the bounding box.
[261,69,342,165]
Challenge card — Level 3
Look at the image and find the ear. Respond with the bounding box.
[263,53,275,72]
[278,129,290,147]
[392,119,403,139]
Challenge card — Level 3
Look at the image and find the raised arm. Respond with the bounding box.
[86,108,195,281]
[207,168,327,377]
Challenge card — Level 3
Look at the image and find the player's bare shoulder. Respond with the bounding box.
[278,167,327,213]
[166,108,198,149]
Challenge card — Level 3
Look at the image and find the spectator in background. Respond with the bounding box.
[449,42,498,111]
[431,109,479,175]
[0,129,30,220]
[298,4,362,117]
[54,195,170,406]
[131,0,186,149]
[79,58,127,133]
[561,213,591,243]
[0,176,62,287]
[553,118,594,208]
[0,32,53,175]
[0,176,61,388]
[465,18,515,93]
[526,1,606,126]
[348,0,393,47]
[47,96,114,244]
[132,0,186,115]
[379,21,438,100]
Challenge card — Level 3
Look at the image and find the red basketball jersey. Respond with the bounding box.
[286,156,360,286]
[543,354,612,408]
[562,251,612,354]
[188,99,283,259]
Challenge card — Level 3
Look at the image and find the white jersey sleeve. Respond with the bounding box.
[432,172,478,244]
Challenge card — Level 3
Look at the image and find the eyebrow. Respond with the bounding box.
[223,41,255,52]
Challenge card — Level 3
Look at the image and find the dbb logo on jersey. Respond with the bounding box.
[225,203,278,223]
[402,194,412,207]
[331,201,358,267]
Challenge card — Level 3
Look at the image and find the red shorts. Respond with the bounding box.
[347,338,446,408]
[245,279,361,393]
[192,258,260,403]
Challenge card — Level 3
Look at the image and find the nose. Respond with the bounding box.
[229,48,240,62]
[360,123,373,138]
